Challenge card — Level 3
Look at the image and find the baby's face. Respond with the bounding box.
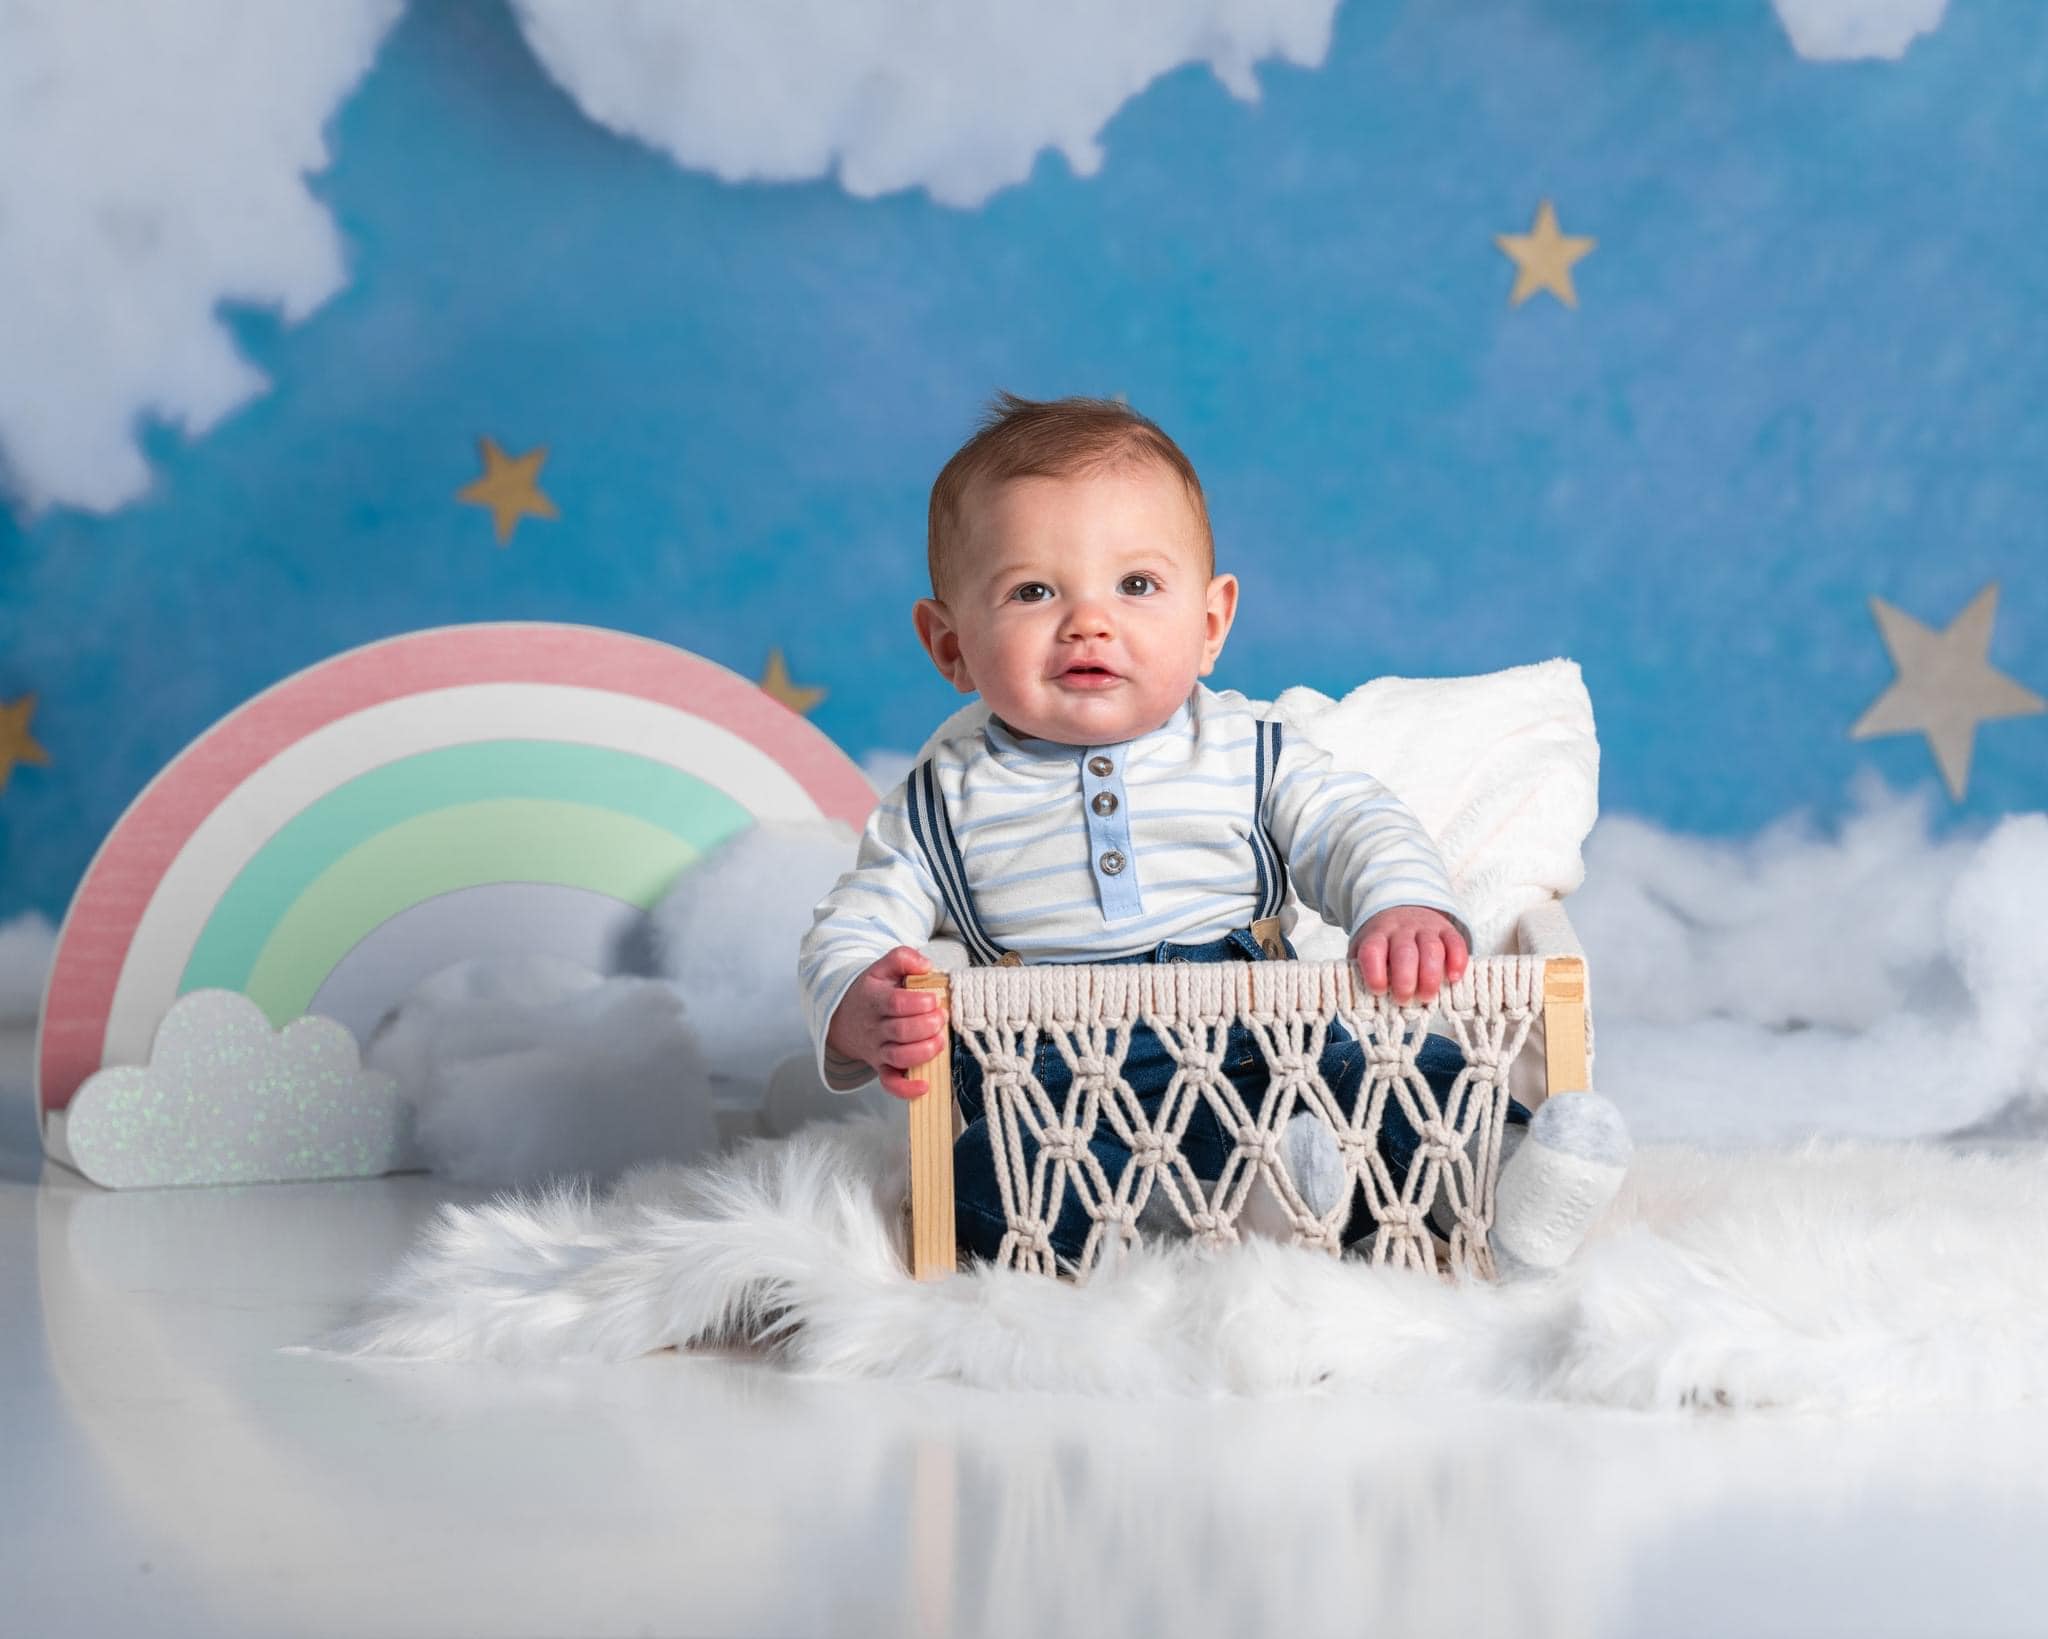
[916,461,1238,746]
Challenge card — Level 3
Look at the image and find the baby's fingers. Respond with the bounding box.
[879,1013,946,1047]
[879,1067,928,1100]
[1413,934,1445,1003]
[869,945,934,983]
[1389,937,1420,1004]
[1354,935,1389,992]
[879,1037,945,1072]
[882,988,943,1018]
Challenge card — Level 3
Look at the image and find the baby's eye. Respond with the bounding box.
[1119,573,1157,597]
[1010,582,1054,604]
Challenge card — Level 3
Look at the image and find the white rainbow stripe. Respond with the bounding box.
[38,625,874,1146]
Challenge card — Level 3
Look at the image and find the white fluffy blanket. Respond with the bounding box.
[322,1117,2048,1412]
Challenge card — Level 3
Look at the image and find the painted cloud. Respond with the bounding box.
[0,0,401,515]
[508,0,1341,208]
[63,989,406,1188]
[1772,0,1948,61]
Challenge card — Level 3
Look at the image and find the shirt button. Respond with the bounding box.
[1091,792,1118,816]
[1098,849,1125,875]
[1087,755,1114,777]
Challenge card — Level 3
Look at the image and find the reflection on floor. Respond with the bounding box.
[7,1028,2048,1639]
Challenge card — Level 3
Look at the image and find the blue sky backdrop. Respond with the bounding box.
[2,0,2043,920]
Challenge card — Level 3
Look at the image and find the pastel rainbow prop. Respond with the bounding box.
[37,624,875,1158]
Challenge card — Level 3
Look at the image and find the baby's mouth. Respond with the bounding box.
[1058,662,1121,684]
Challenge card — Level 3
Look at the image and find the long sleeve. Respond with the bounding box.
[1261,729,1470,948]
[798,786,946,1092]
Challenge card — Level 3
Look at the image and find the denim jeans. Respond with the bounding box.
[951,927,1528,1267]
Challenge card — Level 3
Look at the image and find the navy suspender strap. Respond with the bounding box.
[1251,719,1292,923]
[904,758,1012,967]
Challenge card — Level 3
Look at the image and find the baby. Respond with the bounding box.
[801,393,1621,1269]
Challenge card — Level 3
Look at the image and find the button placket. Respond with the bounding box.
[1079,745,1142,920]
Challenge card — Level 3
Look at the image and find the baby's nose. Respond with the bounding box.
[1062,598,1114,636]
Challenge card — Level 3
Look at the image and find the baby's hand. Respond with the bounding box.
[1350,907,1469,1006]
[825,946,947,1100]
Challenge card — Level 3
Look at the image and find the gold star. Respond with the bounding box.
[759,649,827,715]
[0,694,52,795]
[1850,583,2045,801]
[456,437,560,545]
[1496,201,1597,309]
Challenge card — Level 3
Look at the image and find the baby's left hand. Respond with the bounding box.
[1350,906,1468,1006]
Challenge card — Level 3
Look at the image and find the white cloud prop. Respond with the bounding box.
[364,954,717,1190]
[646,819,860,1094]
[0,910,57,1026]
[357,830,888,1184]
[1577,779,2048,1144]
[0,0,402,515]
[65,988,404,1188]
[1772,0,1948,61]
[508,0,1339,208]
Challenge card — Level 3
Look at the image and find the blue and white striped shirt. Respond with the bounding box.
[800,684,1466,1092]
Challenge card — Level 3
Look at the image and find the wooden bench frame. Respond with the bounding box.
[900,901,1592,1281]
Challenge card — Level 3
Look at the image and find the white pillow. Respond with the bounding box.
[909,660,1599,958]
[1261,659,1598,957]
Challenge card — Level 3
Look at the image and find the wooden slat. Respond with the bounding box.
[1542,955,1590,1097]
[903,972,956,1281]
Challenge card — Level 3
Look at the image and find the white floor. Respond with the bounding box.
[8,1027,2048,1639]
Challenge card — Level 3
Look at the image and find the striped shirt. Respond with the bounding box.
[800,684,1466,1092]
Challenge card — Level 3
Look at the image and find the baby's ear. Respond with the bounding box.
[912,598,975,693]
[1199,572,1239,672]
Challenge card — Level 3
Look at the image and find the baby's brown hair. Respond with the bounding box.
[926,393,1213,600]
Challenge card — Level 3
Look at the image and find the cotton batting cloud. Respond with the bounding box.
[1576,777,2048,1146]
[506,0,1340,208]
[0,911,57,1026]
[0,0,401,515]
[1772,0,1949,61]
[364,955,718,1189]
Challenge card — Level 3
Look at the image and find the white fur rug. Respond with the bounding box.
[320,1117,2048,1412]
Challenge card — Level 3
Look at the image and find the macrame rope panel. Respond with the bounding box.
[947,958,1545,1282]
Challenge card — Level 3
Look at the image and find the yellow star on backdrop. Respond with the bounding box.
[457,438,560,545]
[1496,201,1597,308]
[0,694,52,795]
[1850,582,2045,801]
[759,649,827,715]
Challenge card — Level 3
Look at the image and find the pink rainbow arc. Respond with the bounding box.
[39,624,875,1118]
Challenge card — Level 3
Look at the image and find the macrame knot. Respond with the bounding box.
[1386,1204,1429,1237]
[988,1060,1032,1095]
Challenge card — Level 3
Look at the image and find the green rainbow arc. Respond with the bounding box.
[180,741,753,1025]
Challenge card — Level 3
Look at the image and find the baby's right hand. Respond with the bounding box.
[825,946,946,1100]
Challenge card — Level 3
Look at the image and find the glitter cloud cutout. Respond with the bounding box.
[63,989,406,1188]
